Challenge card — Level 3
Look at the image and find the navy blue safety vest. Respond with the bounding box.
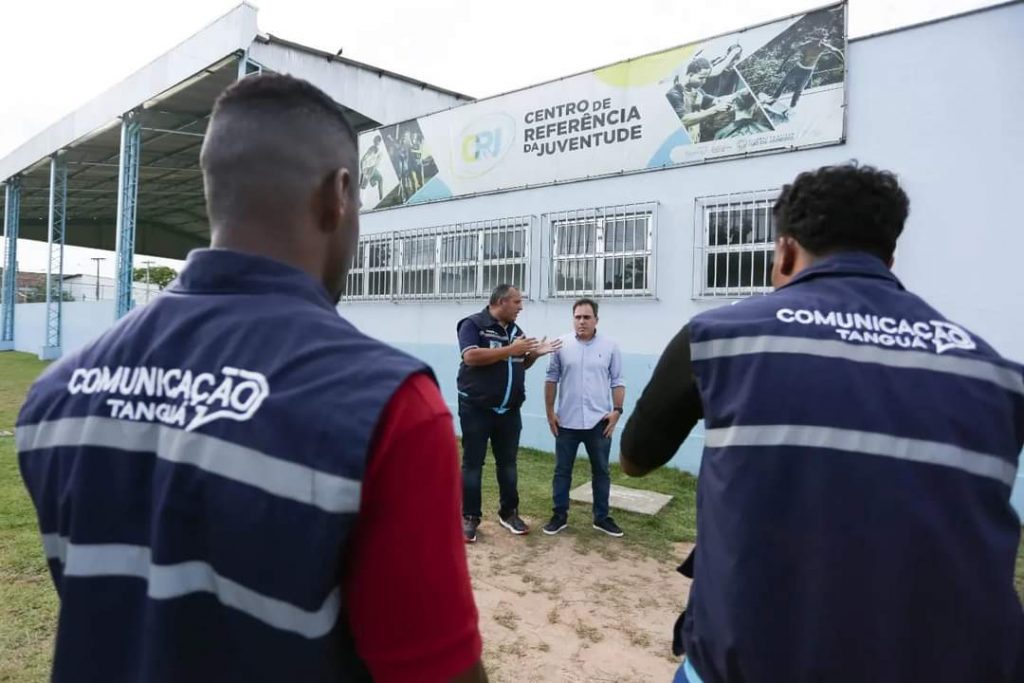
[16,249,430,682]
[456,308,526,412]
[682,253,1024,682]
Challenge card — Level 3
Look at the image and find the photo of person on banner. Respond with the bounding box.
[359,134,385,202]
[356,3,848,208]
[701,43,744,97]
[373,120,439,209]
[665,57,735,142]
[713,91,772,139]
[768,28,845,109]
[665,45,771,143]
[736,6,846,123]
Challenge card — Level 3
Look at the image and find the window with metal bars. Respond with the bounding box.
[479,221,529,297]
[548,203,656,298]
[397,233,437,297]
[343,217,531,301]
[345,236,394,300]
[694,190,779,298]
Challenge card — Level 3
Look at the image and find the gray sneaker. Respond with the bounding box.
[463,516,480,543]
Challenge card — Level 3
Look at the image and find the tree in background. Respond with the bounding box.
[132,265,178,290]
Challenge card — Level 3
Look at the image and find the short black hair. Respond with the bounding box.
[212,73,356,140]
[687,58,712,75]
[773,162,909,262]
[573,298,598,317]
[201,73,358,226]
[489,284,518,306]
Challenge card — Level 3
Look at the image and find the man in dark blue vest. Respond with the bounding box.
[17,74,487,682]
[457,285,561,542]
[622,162,1024,682]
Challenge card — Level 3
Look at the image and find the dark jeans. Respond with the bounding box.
[553,422,611,521]
[459,402,521,519]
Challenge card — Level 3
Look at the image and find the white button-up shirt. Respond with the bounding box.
[545,332,625,430]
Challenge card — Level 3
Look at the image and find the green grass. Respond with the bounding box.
[1019,542,1024,600]
[478,445,697,557]
[1,353,58,681]
[0,439,58,682]
[0,352,50,428]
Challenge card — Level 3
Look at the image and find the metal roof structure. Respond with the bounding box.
[0,2,470,354]
[1,3,469,258]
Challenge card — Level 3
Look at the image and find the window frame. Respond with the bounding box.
[693,190,779,299]
[343,216,533,302]
[546,202,657,299]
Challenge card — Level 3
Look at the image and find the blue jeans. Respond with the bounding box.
[553,422,611,521]
[459,401,521,519]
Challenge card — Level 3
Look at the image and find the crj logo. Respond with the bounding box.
[453,113,515,178]
[462,129,503,162]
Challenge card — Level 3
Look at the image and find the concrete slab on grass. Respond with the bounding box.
[569,482,673,516]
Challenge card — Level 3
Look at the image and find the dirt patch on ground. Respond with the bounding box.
[467,518,692,682]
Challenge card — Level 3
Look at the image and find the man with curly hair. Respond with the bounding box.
[622,162,1024,682]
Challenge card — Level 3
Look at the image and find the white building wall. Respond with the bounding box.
[343,2,1024,509]
[12,304,46,356]
[5,3,1023,508]
[13,300,147,358]
[61,302,122,356]
[352,2,1024,359]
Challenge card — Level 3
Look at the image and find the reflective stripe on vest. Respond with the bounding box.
[691,335,1024,396]
[706,423,1016,486]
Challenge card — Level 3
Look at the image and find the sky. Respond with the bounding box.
[0,0,1003,276]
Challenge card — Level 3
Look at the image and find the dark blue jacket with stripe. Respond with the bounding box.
[16,249,428,682]
[456,307,527,412]
[682,253,1024,682]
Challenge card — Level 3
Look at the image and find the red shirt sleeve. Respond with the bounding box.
[343,373,482,683]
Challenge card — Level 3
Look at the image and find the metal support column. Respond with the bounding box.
[40,155,67,360]
[1,177,21,351]
[114,112,141,319]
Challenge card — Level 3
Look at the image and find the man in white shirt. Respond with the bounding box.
[543,298,626,537]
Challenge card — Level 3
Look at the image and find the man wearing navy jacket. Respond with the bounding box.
[18,74,487,683]
[623,163,1024,683]
[457,285,561,542]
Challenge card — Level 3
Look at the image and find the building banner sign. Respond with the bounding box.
[358,3,846,211]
